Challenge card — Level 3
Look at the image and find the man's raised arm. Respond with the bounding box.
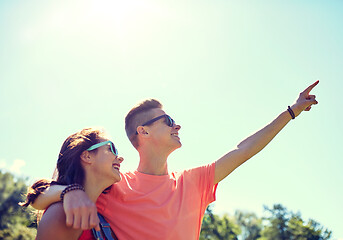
[214,81,319,184]
[32,185,100,230]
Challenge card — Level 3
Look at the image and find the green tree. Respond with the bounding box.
[0,223,37,240]
[259,204,291,240]
[234,210,262,240]
[0,170,37,239]
[287,214,332,240]
[200,206,241,240]
[258,204,331,240]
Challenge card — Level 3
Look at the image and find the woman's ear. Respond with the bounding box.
[80,150,92,164]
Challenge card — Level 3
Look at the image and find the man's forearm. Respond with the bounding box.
[237,109,291,159]
[236,100,313,160]
[31,185,66,210]
[214,109,292,184]
[214,81,318,184]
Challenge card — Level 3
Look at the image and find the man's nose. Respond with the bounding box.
[173,124,181,131]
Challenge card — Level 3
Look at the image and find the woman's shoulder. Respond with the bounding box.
[36,202,82,240]
[41,202,66,222]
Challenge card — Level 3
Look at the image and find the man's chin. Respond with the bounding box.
[169,142,182,153]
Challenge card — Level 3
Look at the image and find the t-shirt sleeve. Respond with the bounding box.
[182,162,218,213]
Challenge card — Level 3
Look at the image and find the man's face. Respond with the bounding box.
[144,108,182,151]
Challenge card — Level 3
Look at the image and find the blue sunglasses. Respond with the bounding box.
[87,140,118,156]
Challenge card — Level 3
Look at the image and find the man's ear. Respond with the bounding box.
[80,150,92,164]
[136,126,149,137]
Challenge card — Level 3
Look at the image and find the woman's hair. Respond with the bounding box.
[20,127,107,207]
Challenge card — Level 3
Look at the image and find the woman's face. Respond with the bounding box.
[90,138,124,185]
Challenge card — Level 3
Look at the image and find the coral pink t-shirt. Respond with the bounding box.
[96,163,217,240]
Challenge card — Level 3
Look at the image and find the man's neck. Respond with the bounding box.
[137,152,169,175]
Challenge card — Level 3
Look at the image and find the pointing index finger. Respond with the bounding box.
[303,80,319,95]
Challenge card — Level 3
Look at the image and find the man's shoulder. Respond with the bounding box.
[173,163,215,176]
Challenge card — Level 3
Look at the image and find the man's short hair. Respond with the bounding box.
[125,99,163,148]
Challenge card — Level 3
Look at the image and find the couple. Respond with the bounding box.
[23,81,319,240]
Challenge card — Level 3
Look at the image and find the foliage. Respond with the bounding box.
[258,204,332,240]
[201,204,331,240]
[0,171,37,239]
[234,210,262,240]
[200,206,241,240]
[0,223,37,240]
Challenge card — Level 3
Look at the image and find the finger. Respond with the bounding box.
[81,211,91,230]
[306,96,318,105]
[306,95,316,100]
[66,211,73,227]
[305,106,311,111]
[302,80,319,95]
[95,224,101,232]
[73,211,81,229]
[93,218,101,232]
[89,209,100,230]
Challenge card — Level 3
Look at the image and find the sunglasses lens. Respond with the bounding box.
[110,142,118,155]
[166,116,174,127]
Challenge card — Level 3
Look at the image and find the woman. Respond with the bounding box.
[21,127,123,239]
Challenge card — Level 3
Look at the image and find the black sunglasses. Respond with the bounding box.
[136,114,175,134]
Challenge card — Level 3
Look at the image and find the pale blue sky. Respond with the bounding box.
[1,0,342,239]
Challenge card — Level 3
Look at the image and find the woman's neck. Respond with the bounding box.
[83,176,107,203]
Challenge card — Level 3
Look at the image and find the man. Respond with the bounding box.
[33,81,319,239]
